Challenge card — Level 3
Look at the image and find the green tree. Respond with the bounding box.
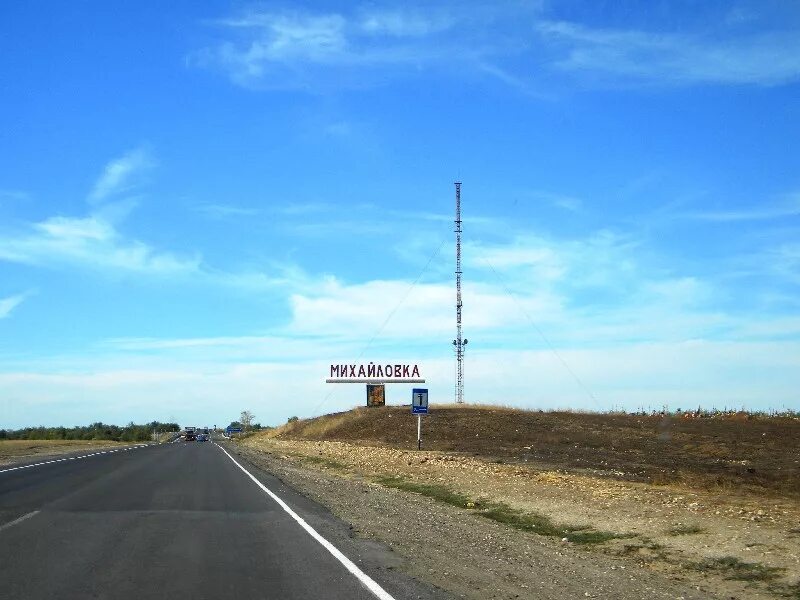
[240,410,255,431]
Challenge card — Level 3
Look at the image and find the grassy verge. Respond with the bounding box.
[300,455,349,470]
[773,582,800,599]
[687,556,785,582]
[376,476,472,507]
[375,475,629,545]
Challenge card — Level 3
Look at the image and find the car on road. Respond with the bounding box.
[197,433,208,442]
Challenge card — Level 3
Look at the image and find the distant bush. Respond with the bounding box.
[287,416,299,423]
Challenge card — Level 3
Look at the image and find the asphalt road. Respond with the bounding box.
[0,440,449,600]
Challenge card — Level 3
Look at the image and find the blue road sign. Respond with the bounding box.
[227,426,242,433]
[412,388,428,414]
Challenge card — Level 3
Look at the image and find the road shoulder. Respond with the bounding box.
[216,440,454,600]
[231,440,741,600]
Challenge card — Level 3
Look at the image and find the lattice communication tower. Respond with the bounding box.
[453,182,468,403]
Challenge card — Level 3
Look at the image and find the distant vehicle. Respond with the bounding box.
[197,433,208,442]
[185,429,196,441]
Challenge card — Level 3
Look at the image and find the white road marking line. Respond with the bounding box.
[0,444,150,475]
[215,443,397,600]
[0,510,40,533]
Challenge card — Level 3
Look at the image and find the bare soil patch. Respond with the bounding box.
[271,405,800,497]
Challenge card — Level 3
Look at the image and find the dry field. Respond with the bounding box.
[272,405,800,497]
[0,439,128,466]
[235,405,800,599]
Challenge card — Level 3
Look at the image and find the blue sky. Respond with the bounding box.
[1,1,799,428]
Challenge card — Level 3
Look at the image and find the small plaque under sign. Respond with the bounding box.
[367,384,386,407]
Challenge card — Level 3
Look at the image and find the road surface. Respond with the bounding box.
[0,440,449,600]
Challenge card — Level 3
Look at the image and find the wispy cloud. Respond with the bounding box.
[276,201,335,216]
[537,20,800,87]
[357,7,456,37]
[195,203,260,218]
[0,215,200,275]
[518,190,584,212]
[0,210,316,289]
[476,62,553,99]
[0,189,30,203]
[0,293,28,319]
[194,5,529,89]
[678,195,800,222]
[88,148,154,204]
[0,148,202,277]
[196,4,800,91]
[765,242,800,284]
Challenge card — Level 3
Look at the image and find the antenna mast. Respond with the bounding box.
[453,182,467,403]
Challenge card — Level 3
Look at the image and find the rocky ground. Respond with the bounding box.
[233,436,800,600]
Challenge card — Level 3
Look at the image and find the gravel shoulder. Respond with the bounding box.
[232,436,800,600]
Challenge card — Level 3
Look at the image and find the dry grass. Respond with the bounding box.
[0,439,125,464]
[667,524,706,536]
[687,556,785,582]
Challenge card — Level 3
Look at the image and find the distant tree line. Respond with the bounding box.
[226,421,268,431]
[0,421,180,442]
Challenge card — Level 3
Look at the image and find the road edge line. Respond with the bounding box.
[214,442,397,600]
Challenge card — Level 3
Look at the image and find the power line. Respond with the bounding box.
[475,251,601,409]
[311,237,448,416]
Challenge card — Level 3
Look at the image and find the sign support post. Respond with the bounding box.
[411,388,429,451]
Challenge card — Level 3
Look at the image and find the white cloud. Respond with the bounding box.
[537,20,800,86]
[678,195,800,221]
[196,6,516,88]
[465,341,800,411]
[198,5,800,91]
[466,231,642,292]
[88,148,153,204]
[0,215,200,275]
[765,242,800,283]
[358,8,455,37]
[285,276,565,343]
[476,62,549,98]
[0,293,27,319]
[3,216,797,426]
[0,148,205,277]
[212,12,348,85]
[2,338,798,429]
[195,203,260,218]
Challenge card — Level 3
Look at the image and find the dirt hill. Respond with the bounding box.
[262,404,800,497]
